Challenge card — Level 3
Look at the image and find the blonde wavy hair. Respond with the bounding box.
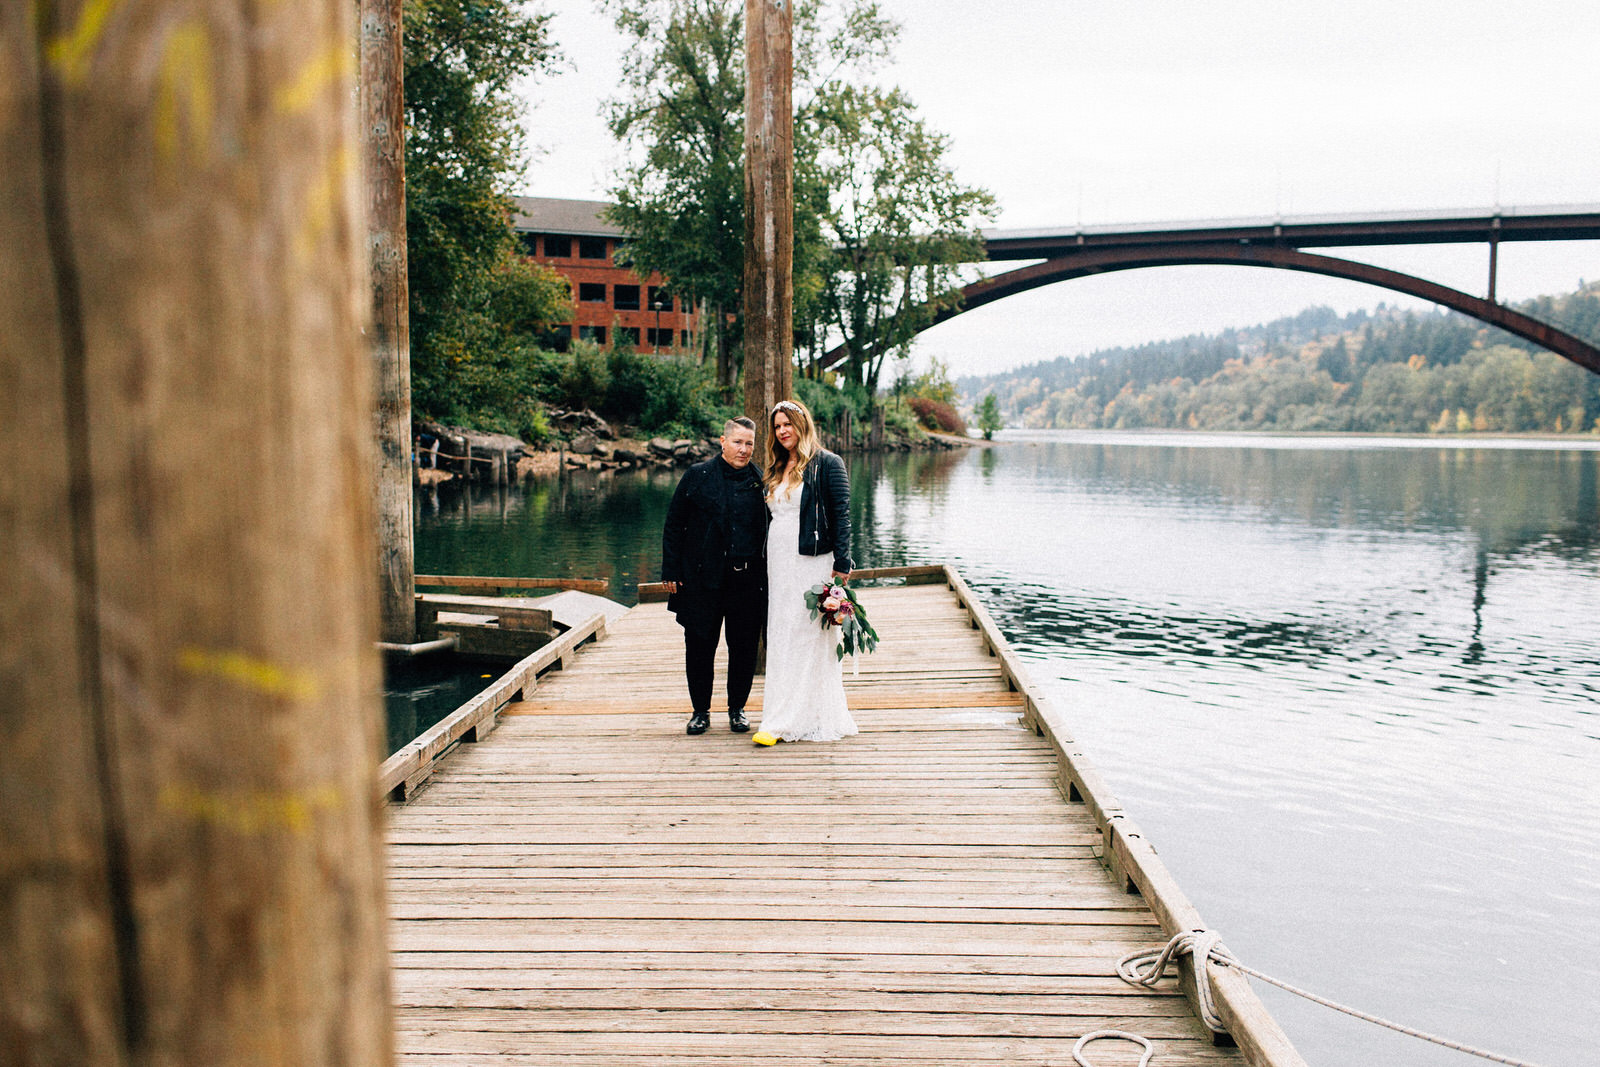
[764,398,823,498]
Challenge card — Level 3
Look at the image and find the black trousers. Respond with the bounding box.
[682,564,764,715]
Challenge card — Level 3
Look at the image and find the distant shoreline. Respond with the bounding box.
[925,431,991,448]
[994,427,1600,450]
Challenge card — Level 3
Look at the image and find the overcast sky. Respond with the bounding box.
[517,0,1600,378]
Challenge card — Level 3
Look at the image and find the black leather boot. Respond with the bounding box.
[728,708,750,733]
[686,710,710,735]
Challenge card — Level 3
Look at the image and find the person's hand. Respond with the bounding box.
[831,570,850,584]
[664,581,681,593]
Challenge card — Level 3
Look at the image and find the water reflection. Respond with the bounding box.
[955,435,1600,552]
[416,466,681,601]
[383,654,488,754]
[852,438,1600,718]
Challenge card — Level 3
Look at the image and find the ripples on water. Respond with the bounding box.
[414,432,1600,1065]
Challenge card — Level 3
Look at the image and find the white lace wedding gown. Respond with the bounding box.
[760,486,857,742]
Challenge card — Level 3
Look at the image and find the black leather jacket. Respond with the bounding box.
[795,450,853,573]
[661,456,769,592]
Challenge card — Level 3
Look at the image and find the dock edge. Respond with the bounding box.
[378,611,610,802]
[934,563,1309,1067]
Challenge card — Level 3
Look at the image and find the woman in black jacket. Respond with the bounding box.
[752,398,858,744]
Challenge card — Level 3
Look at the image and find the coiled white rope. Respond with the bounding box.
[1110,930,1555,1067]
[1073,1029,1153,1067]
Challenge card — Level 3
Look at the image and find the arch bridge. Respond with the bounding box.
[821,205,1600,374]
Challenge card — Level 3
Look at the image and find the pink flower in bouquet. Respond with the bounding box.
[801,581,879,659]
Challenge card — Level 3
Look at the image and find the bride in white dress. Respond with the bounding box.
[754,399,857,744]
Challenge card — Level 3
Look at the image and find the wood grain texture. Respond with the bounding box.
[362,0,414,643]
[2,3,391,1064]
[384,585,1264,1065]
[741,0,793,430]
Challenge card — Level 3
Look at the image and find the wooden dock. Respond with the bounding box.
[385,567,1301,1065]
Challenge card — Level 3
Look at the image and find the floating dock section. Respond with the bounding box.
[384,565,1303,1065]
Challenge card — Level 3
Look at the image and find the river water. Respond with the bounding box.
[412,431,1599,1066]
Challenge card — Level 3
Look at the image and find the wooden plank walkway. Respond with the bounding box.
[386,580,1265,1066]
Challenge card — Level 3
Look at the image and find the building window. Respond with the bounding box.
[646,327,673,349]
[544,324,572,352]
[578,236,608,260]
[681,329,692,347]
[617,326,641,347]
[518,232,540,256]
[613,284,641,311]
[543,234,572,258]
[578,325,606,344]
[578,282,606,303]
[648,286,673,312]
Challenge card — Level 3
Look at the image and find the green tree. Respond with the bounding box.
[812,83,995,392]
[404,0,569,418]
[602,0,897,391]
[977,393,1002,439]
[603,0,745,390]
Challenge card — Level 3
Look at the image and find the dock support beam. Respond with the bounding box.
[743,0,794,437]
[2,3,394,1064]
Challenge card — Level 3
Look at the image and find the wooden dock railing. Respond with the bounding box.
[415,574,610,594]
[379,611,609,802]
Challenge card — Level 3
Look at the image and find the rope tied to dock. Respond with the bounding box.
[1117,930,1229,1031]
[1114,930,1556,1067]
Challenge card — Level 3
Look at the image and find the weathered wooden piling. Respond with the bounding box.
[2,3,392,1064]
[742,0,795,433]
[361,0,415,644]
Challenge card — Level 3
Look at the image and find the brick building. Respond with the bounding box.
[511,196,698,355]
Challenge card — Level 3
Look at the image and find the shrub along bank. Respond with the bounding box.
[416,340,962,467]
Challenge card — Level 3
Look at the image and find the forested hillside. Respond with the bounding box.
[958,285,1600,433]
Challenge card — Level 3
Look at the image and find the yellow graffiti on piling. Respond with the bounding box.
[274,42,354,116]
[45,0,123,85]
[177,646,321,701]
[294,144,354,263]
[159,782,342,836]
[154,23,213,164]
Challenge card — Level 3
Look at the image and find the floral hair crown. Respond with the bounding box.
[772,400,802,415]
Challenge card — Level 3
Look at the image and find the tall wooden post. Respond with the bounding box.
[743,0,794,442]
[361,0,415,644]
[1,3,393,1065]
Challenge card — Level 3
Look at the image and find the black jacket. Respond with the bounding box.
[661,456,770,596]
[794,450,853,573]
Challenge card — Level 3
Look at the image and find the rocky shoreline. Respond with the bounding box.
[416,408,974,485]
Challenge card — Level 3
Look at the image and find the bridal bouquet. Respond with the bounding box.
[804,581,879,660]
